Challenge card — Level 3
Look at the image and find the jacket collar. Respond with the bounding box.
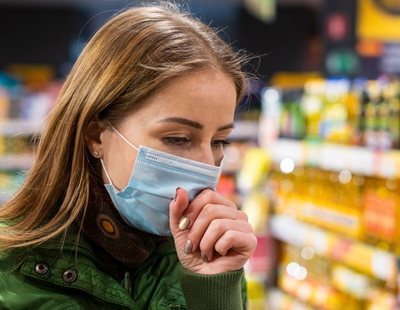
[18,227,138,309]
[0,208,178,310]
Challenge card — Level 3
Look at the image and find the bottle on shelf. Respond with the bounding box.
[266,76,400,150]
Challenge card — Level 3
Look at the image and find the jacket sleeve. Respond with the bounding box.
[178,267,247,310]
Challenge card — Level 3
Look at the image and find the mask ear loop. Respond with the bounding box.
[107,122,139,151]
[100,159,116,189]
[100,121,139,190]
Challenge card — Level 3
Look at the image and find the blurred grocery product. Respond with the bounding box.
[237,147,272,193]
[241,74,400,309]
[0,68,62,203]
[260,76,400,150]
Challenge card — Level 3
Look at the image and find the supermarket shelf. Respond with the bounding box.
[266,139,400,179]
[0,119,44,136]
[229,121,258,140]
[0,154,35,170]
[0,119,258,140]
[270,214,397,282]
[267,288,311,310]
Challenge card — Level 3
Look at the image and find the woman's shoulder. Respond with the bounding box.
[0,226,138,309]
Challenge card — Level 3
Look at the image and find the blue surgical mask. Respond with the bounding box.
[100,125,222,236]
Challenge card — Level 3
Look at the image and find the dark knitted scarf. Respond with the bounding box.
[79,179,166,278]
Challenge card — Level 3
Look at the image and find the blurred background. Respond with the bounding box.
[1,0,400,309]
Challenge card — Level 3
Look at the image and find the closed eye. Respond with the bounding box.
[163,136,190,146]
[212,139,230,148]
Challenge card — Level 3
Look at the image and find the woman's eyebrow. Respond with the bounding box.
[158,117,234,131]
[217,123,234,131]
[158,117,202,129]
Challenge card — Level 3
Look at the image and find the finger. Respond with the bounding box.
[189,207,248,252]
[169,187,190,234]
[191,189,237,212]
[214,230,258,258]
[198,219,254,261]
[182,189,237,231]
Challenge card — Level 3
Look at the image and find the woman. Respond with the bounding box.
[0,4,257,309]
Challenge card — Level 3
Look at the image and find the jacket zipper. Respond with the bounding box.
[122,271,132,295]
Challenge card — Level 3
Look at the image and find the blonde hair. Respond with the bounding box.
[0,4,247,249]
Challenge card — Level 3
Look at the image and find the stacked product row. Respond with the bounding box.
[240,76,400,309]
[267,77,400,150]
[0,69,59,202]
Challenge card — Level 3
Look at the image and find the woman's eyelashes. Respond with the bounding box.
[212,139,230,148]
[163,136,190,146]
[162,136,230,150]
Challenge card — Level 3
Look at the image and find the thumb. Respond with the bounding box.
[169,188,190,234]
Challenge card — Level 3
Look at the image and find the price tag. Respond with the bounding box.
[272,140,304,166]
[349,147,374,176]
[391,151,400,179]
[320,144,347,171]
[309,229,329,256]
[305,141,321,167]
[371,250,396,281]
[377,151,396,178]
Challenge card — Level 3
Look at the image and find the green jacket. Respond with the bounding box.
[0,228,247,309]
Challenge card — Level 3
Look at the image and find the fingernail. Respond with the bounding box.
[184,240,192,254]
[174,187,180,202]
[201,253,208,263]
[178,216,190,230]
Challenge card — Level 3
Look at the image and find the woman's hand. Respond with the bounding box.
[169,188,257,274]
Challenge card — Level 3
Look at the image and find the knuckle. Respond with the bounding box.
[199,188,214,197]
[224,229,236,242]
[210,218,227,233]
[200,188,215,201]
[237,210,248,221]
[191,190,214,210]
[202,203,217,216]
[220,230,239,253]
[199,238,211,253]
[240,221,254,233]
[227,199,237,209]
[250,234,258,249]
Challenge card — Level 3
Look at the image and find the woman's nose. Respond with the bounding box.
[191,145,217,166]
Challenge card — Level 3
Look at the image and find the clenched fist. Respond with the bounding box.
[169,188,257,274]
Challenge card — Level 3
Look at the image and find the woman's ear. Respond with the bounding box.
[85,118,107,158]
